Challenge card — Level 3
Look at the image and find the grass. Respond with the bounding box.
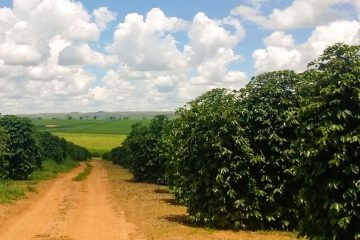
[0,181,26,203]
[29,159,79,181]
[0,159,79,204]
[53,132,126,154]
[32,119,150,135]
[72,162,93,181]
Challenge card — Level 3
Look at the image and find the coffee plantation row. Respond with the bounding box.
[0,115,90,180]
[106,43,360,240]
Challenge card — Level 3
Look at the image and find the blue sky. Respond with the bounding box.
[0,0,359,114]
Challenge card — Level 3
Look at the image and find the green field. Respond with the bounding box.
[32,119,150,135]
[54,133,126,153]
[32,119,148,153]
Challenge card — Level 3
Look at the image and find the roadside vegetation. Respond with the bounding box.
[0,115,91,203]
[107,43,360,239]
[0,180,27,203]
[72,162,93,181]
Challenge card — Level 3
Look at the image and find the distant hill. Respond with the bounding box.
[18,111,176,120]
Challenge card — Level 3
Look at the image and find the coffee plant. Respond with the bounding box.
[165,88,261,229]
[0,126,10,179]
[0,116,43,179]
[237,70,302,229]
[112,115,170,184]
[295,43,360,240]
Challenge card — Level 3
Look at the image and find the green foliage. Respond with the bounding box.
[29,159,79,181]
[0,116,43,180]
[0,115,89,180]
[111,115,170,184]
[132,115,169,184]
[237,70,302,229]
[39,131,90,162]
[101,151,111,160]
[295,43,360,239]
[107,43,359,237]
[0,127,10,179]
[65,141,91,162]
[38,131,66,163]
[165,88,260,229]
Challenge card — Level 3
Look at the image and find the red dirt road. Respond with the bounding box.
[0,161,140,240]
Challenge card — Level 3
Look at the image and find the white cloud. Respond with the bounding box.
[107,8,187,71]
[100,9,248,110]
[253,20,360,73]
[59,43,112,67]
[190,48,247,85]
[0,43,42,65]
[0,3,248,113]
[0,0,115,114]
[232,0,359,30]
[263,31,295,48]
[186,13,245,64]
[93,7,117,31]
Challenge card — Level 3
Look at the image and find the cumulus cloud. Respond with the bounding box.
[253,20,360,73]
[232,0,359,30]
[95,9,248,110]
[107,8,187,71]
[0,3,248,113]
[0,0,114,114]
[93,7,117,30]
[186,13,245,64]
[59,43,112,67]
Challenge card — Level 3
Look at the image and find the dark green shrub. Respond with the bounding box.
[65,141,90,161]
[38,131,66,163]
[296,43,360,239]
[237,70,302,229]
[101,152,110,160]
[0,116,43,180]
[131,115,169,184]
[110,146,125,165]
[111,115,170,184]
[0,127,10,179]
[166,89,260,229]
[38,131,90,163]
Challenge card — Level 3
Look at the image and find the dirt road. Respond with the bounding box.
[0,161,140,240]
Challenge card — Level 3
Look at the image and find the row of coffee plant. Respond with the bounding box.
[0,115,90,180]
[107,43,359,240]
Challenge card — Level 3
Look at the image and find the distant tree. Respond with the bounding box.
[79,116,83,120]
[93,116,97,120]
[67,115,73,120]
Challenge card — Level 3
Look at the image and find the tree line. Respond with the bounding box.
[105,43,359,240]
[0,115,90,180]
